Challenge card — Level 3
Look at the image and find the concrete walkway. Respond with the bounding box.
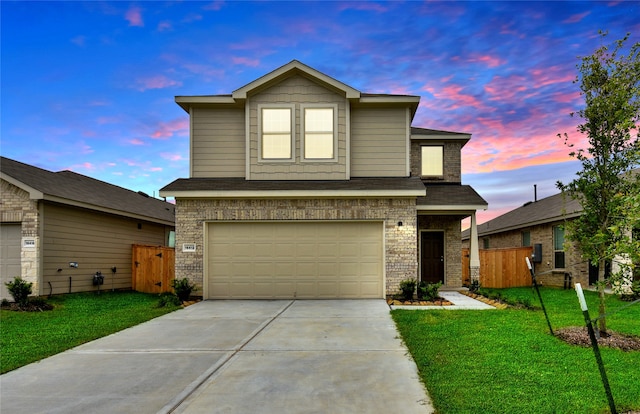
[389,290,496,310]
[1,300,434,414]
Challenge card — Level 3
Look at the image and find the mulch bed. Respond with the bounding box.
[555,326,640,352]
[386,297,452,306]
[1,301,54,312]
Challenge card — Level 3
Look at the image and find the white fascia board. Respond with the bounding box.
[0,173,44,199]
[359,96,420,105]
[160,189,426,199]
[175,96,236,112]
[411,133,471,140]
[417,204,488,212]
[43,195,175,226]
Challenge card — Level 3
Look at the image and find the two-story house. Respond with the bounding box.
[160,60,487,299]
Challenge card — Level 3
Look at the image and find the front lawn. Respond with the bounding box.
[392,287,640,414]
[0,291,180,374]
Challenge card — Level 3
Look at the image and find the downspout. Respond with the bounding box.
[469,212,481,283]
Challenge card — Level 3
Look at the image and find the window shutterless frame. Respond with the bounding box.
[421,145,444,177]
[301,104,338,162]
[258,104,295,161]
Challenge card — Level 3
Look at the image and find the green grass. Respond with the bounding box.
[0,291,180,374]
[392,287,640,414]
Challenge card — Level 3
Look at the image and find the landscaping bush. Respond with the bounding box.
[157,292,182,307]
[398,279,416,301]
[171,277,197,303]
[418,281,442,302]
[5,277,32,307]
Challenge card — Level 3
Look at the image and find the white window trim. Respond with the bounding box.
[421,145,444,178]
[258,104,295,162]
[301,103,338,163]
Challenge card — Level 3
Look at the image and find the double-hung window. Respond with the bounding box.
[261,107,293,160]
[553,225,565,268]
[303,106,335,160]
[421,146,444,177]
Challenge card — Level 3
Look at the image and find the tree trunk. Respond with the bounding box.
[598,258,607,336]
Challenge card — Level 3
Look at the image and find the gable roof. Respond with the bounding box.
[175,60,421,118]
[462,192,582,240]
[1,157,175,225]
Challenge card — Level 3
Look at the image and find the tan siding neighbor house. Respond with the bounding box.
[161,60,487,299]
[0,157,175,300]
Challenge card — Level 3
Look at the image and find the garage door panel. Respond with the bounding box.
[207,221,383,299]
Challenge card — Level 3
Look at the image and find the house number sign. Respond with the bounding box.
[182,243,197,252]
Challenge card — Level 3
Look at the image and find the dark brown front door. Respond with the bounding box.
[421,232,444,284]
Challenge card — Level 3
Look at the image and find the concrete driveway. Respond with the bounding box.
[0,300,433,413]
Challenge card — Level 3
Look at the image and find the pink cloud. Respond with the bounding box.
[231,56,260,67]
[134,75,182,91]
[484,75,529,102]
[157,21,172,32]
[179,63,224,81]
[203,1,224,11]
[469,54,505,68]
[97,116,121,125]
[129,138,145,146]
[70,35,86,46]
[338,2,388,13]
[150,167,162,172]
[562,11,590,24]
[66,162,95,172]
[150,118,189,139]
[529,66,575,87]
[125,6,144,27]
[422,83,485,110]
[160,152,184,161]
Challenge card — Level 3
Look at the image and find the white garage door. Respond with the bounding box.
[1,224,22,301]
[207,221,383,299]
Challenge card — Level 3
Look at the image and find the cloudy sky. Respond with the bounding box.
[2,1,639,225]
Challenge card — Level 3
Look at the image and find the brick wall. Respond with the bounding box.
[410,140,462,182]
[174,197,417,296]
[1,180,41,292]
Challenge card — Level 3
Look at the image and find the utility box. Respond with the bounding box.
[532,244,542,263]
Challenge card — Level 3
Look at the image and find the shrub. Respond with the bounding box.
[398,279,417,301]
[171,277,197,303]
[419,281,442,302]
[5,277,32,306]
[157,292,182,308]
[469,279,481,293]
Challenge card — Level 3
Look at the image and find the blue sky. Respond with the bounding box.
[2,1,639,224]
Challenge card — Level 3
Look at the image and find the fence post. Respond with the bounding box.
[574,283,617,414]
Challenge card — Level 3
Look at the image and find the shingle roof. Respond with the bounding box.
[160,176,426,193]
[1,157,175,224]
[417,185,488,207]
[462,192,582,239]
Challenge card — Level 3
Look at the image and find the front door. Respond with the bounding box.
[421,231,444,284]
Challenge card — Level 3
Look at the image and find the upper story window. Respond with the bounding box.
[421,146,443,177]
[261,107,293,160]
[553,225,565,268]
[303,105,336,160]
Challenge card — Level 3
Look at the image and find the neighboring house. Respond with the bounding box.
[0,157,175,301]
[462,189,640,289]
[160,60,487,300]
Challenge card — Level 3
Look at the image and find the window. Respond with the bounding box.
[553,225,565,268]
[522,231,531,247]
[261,108,292,159]
[482,237,490,249]
[303,107,334,159]
[421,146,443,176]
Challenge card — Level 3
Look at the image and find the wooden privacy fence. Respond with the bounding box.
[132,245,175,294]
[462,247,533,288]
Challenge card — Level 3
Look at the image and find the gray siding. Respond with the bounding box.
[350,107,407,177]
[42,202,171,294]
[248,75,348,180]
[191,107,245,178]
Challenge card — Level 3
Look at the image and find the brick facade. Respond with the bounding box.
[410,141,462,182]
[174,197,417,296]
[0,180,41,291]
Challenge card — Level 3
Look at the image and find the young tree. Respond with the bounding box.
[557,32,640,335]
